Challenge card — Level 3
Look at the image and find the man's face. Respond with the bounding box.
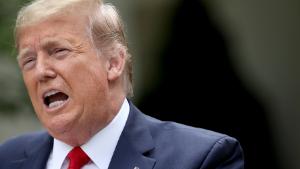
[17,15,115,145]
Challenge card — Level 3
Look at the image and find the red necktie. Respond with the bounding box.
[67,147,90,169]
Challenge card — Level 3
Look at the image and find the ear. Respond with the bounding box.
[106,46,126,81]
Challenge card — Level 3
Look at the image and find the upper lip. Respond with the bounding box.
[43,89,63,99]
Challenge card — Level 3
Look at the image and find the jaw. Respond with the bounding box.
[46,113,99,146]
[33,84,126,146]
[43,110,88,146]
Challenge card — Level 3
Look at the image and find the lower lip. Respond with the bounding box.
[44,98,70,114]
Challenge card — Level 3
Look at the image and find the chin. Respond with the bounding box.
[45,114,76,136]
[48,123,90,146]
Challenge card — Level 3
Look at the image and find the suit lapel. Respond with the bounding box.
[109,102,156,169]
[20,132,53,169]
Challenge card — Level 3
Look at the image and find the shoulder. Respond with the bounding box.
[142,113,244,168]
[146,114,237,149]
[143,112,229,141]
[0,131,49,160]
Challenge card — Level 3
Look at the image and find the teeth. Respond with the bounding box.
[44,90,60,98]
[48,100,66,109]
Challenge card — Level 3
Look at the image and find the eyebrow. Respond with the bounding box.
[17,47,33,61]
[41,37,71,49]
[17,37,72,60]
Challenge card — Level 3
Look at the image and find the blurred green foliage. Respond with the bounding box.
[0,0,32,115]
[0,0,31,55]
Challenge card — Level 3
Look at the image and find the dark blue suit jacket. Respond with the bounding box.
[0,103,244,169]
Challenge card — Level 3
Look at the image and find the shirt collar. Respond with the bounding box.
[51,98,130,169]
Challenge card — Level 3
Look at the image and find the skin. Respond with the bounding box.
[17,13,126,146]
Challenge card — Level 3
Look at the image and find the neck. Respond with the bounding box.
[53,93,126,147]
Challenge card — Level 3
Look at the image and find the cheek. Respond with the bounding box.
[66,61,109,97]
[78,70,108,96]
[23,73,38,102]
[72,57,107,84]
[23,75,44,119]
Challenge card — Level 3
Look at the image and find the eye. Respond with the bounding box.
[55,48,67,53]
[52,48,70,58]
[22,57,36,70]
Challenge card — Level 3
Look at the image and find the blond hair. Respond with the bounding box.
[15,0,133,96]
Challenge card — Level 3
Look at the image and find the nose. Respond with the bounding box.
[35,56,57,82]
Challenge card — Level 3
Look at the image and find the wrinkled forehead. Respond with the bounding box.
[16,13,90,50]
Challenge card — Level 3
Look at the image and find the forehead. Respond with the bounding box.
[17,14,89,50]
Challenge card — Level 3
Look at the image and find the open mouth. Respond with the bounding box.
[43,90,69,109]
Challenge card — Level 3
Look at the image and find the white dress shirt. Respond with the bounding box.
[46,99,130,169]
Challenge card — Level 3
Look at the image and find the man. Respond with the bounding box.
[0,0,244,169]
